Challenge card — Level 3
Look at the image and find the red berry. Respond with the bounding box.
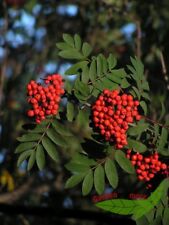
[27,110,34,117]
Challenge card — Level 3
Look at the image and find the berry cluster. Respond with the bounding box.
[92,89,141,149]
[126,150,168,182]
[27,74,64,123]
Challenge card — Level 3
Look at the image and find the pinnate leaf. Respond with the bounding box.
[82,169,93,196]
[82,42,92,57]
[42,136,59,162]
[65,174,85,189]
[94,164,105,195]
[107,53,117,70]
[67,102,74,122]
[15,142,36,153]
[27,150,36,171]
[17,150,33,167]
[36,145,45,170]
[63,33,74,47]
[74,34,82,50]
[128,139,147,153]
[115,151,135,174]
[105,158,118,188]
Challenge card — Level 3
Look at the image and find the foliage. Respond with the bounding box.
[1,1,169,225]
[96,178,169,224]
[14,33,169,224]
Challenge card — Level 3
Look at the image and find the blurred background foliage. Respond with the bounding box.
[0,0,169,224]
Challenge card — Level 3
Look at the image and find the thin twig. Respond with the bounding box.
[143,116,169,130]
[159,51,169,90]
[136,20,142,59]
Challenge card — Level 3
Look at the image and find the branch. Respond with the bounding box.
[0,203,136,224]
[0,177,34,203]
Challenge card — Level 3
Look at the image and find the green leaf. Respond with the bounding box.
[95,77,119,91]
[89,60,97,83]
[107,53,117,70]
[65,61,88,75]
[65,174,85,189]
[107,73,122,84]
[136,216,149,225]
[130,57,144,79]
[128,123,149,136]
[101,54,108,74]
[42,136,59,162]
[158,128,168,152]
[74,90,89,102]
[52,120,72,136]
[82,42,92,57]
[128,139,147,153]
[142,81,150,91]
[94,164,105,195]
[92,88,100,97]
[148,178,168,206]
[111,69,127,78]
[17,150,33,167]
[65,162,90,173]
[17,133,41,142]
[64,79,73,94]
[27,150,36,171]
[156,203,164,219]
[121,78,130,88]
[15,142,36,154]
[132,201,153,220]
[151,216,162,225]
[63,33,74,47]
[74,34,82,50]
[141,92,150,101]
[56,42,70,50]
[72,153,97,166]
[67,102,74,122]
[95,179,169,220]
[159,101,165,121]
[28,124,45,133]
[96,198,137,215]
[140,101,147,115]
[115,151,135,174]
[82,169,93,196]
[159,148,169,156]
[163,207,169,225]
[81,64,90,83]
[105,158,118,188]
[58,49,84,60]
[96,55,103,76]
[132,87,141,100]
[74,78,91,97]
[47,128,67,147]
[36,145,45,170]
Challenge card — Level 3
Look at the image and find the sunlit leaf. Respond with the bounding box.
[63,33,74,47]
[82,42,92,57]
